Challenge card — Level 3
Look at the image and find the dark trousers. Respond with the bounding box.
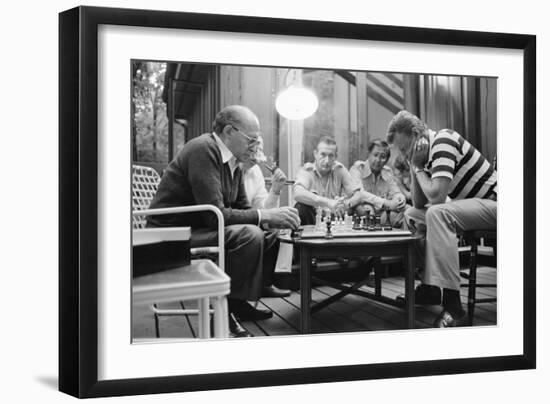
[294,202,316,226]
[191,225,279,301]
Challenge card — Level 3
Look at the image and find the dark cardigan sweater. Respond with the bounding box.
[147,133,259,229]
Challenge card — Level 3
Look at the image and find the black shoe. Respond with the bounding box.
[228,313,253,337]
[433,309,467,328]
[396,284,442,305]
[262,285,291,298]
[230,300,273,321]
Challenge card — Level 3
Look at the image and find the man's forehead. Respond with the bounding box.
[317,143,337,153]
[239,113,261,133]
[393,132,414,143]
[370,145,388,155]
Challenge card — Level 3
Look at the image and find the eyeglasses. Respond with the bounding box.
[231,125,260,148]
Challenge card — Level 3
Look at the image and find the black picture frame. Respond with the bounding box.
[59,5,536,398]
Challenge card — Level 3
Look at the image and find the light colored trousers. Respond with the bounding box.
[404,198,497,290]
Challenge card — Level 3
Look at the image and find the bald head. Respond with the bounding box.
[212,105,261,163]
[212,105,260,135]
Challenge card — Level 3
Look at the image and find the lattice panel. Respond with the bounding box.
[132,165,161,229]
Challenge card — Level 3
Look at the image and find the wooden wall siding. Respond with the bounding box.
[164,64,222,158]
[366,73,404,114]
[349,80,359,164]
[219,66,280,163]
[334,74,351,167]
[220,65,243,109]
[240,66,280,164]
[365,73,405,156]
[356,72,369,159]
[186,65,220,141]
[163,65,496,197]
[403,74,421,115]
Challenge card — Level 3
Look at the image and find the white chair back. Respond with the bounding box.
[132,165,162,229]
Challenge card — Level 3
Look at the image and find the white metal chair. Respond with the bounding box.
[132,164,228,338]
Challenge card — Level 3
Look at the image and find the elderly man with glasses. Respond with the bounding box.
[147,105,300,337]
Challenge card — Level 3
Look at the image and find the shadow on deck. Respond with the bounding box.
[132,266,496,339]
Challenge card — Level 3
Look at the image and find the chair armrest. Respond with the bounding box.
[132,204,225,272]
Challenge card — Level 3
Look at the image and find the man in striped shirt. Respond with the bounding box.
[387,110,497,327]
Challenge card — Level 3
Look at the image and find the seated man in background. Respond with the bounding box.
[293,136,363,224]
[241,136,287,210]
[241,136,292,297]
[387,110,497,328]
[349,139,407,228]
[147,105,300,337]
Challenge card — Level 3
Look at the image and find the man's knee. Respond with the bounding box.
[425,204,451,226]
[404,206,426,233]
[405,206,422,219]
[226,224,264,247]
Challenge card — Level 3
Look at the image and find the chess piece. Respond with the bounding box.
[374,213,382,230]
[352,215,361,230]
[315,206,322,230]
[383,208,393,230]
[360,215,367,230]
[367,212,375,231]
[325,218,333,239]
[345,214,352,228]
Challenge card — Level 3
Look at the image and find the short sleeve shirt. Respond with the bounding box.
[427,129,497,200]
[349,160,404,209]
[293,161,359,199]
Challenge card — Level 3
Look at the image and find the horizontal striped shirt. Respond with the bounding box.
[427,129,497,200]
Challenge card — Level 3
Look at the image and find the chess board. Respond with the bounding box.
[295,224,412,239]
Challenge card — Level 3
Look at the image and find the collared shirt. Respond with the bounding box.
[426,129,497,200]
[349,160,404,209]
[212,132,238,177]
[293,161,359,199]
[243,164,281,209]
[212,132,262,225]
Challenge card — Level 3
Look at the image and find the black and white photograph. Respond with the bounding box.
[5,0,550,401]
[52,3,540,400]
[131,61,498,340]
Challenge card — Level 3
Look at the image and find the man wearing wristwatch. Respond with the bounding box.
[349,139,407,228]
[387,110,497,328]
[293,136,363,225]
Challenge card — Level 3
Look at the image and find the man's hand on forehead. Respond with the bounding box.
[416,136,429,148]
[411,137,429,169]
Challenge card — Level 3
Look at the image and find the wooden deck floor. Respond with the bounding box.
[132,266,496,339]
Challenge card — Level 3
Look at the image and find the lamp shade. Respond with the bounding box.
[275,85,319,120]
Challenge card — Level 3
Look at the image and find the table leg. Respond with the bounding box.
[374,257,382,298]
[405,244,415,328]
[300,247,312,334]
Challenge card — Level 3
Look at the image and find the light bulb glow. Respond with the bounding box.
[275,86,319,120]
